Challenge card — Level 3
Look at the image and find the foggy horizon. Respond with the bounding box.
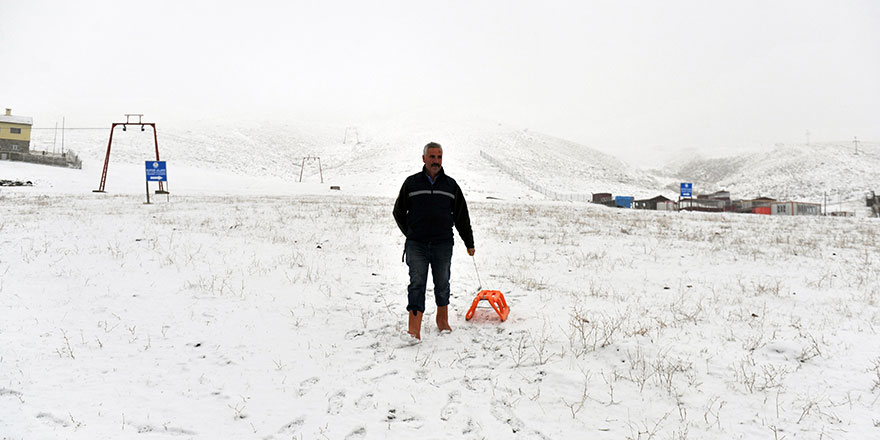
[2,0,878,156]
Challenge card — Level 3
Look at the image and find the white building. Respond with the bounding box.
[770,201,821,216]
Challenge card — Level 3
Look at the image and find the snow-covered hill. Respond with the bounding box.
[22,117,673,201]
[665,142,880,205]
[14,118,880,214]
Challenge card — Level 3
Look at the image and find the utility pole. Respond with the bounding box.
[854,136,860,154]
[806,130,810,146]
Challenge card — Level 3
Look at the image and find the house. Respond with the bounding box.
[614,196,633,208]
[592,193,612,204]
[657,200,678,211]
[679,197,725,212]
[678,190,733,212]
[0,108,33,160]
[634,195,673,210]
[770,201,821,216]
[699,190,730,200]
[696,190,732,211]
[734,197,776,213]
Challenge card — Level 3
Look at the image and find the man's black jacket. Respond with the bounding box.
[393,166,474,248]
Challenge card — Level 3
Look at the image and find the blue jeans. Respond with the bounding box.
[405,239,453,313]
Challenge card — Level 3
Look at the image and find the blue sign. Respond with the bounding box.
[145,161,167,182]
[680,182,693,198]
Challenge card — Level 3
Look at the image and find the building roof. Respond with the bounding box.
[635,195,673,203]
[697,190,730,200]
[770,201,820,206]
[0,115,33,125]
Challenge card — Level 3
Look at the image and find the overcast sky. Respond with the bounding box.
[1,0,877,154]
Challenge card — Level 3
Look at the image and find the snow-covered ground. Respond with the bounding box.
[1,122,879,439]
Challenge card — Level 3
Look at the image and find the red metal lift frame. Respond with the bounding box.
[93,114,165,193]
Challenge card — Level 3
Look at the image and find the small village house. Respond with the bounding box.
[591,193,612,204]
[770,201,821,216]
[698,190,732,210]
[657,200,678,211]
[634,195,673,210]
[734,197,776,214]
[614,196,634,208]
[701,190,731,200]
[680,190,732,212]
[679,198,724,212]
[0,108,32,160]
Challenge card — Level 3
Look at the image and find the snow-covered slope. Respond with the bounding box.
[665,142,880,204]
[21,117,674,201]
[14,120,880,214]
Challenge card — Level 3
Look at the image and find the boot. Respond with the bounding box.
[436,306,452,332]
[408,310,422,340]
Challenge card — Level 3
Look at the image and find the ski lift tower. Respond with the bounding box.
[93,114,166,193]
[299,156,323,183]
[343,126,359,144]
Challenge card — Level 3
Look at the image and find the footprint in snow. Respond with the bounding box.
[345,329,365,340]
[490,399,525,434]
[489,400,552,439]
[344,426,367,439]
[277,417,305,436]
[327,390,346,415]
[462,417,484,438]
[36,412,68,427]
[440,391,460,421]
[385,408,423,428]
[354,392,375,409]
[370,369,399,382]
[297,377,320,397]
[0,388,23,398]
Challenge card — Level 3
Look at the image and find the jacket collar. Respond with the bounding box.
[422,166,445,182]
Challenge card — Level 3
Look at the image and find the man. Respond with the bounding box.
[393,142,475,340]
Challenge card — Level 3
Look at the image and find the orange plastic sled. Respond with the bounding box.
[465,290,510,322]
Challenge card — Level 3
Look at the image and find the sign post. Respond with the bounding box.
[145,161,167,204]
[680,182,693,198]
[679,182,692,211]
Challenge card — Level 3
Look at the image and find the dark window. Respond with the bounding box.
[10,127,22,134]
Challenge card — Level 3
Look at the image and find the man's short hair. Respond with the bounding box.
[423,142,442,155]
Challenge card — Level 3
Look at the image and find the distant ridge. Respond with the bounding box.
[665,142,880,203]
[21,117,879,205]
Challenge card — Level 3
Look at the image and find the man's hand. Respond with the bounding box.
[467,248,475,256]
